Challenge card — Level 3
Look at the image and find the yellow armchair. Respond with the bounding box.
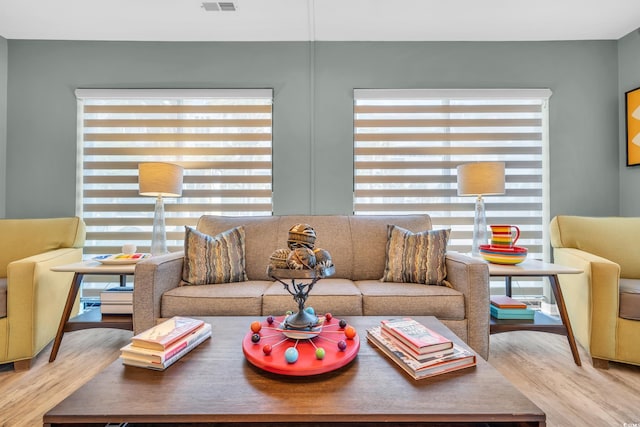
[550,216,640,368]
[0,217,85,370]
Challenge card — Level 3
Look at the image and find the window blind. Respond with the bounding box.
[354,89,551,268]
[76,89,273,257]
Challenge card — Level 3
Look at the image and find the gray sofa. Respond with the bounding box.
[133,214,490,359]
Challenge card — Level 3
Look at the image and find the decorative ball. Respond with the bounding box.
[305,306,315,315]
[339,319,347,329]
[286,310,293,315]
[344,326,357,339]
[337,340,347,351]
[325,313,333,321]
[250,321,262,333]
[285,347,299,363]
[251,333,261,343]
[286,247,316,270]
[313,248,333,268]
[269,248,291,269]
[315,347,326,360]
[266,315,275,325]
[287,223,317,250]
[262,344,272,355]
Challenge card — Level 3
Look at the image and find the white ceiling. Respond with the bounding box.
[0,0,639,42]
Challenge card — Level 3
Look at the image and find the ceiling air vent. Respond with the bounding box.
[202,1,237,12]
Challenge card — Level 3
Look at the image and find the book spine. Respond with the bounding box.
[161,329,212,369]
[124,323,212,362]
[122,328,211,370]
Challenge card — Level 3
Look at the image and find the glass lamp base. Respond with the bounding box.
[150,196,168,256]
[472,195,488,256]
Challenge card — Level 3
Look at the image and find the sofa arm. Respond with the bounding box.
[445,252,490,359]
[133,251,185,334]
[6,248,83,361]
[553,247,620,360]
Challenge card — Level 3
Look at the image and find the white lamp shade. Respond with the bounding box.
[457,162,505,196]
[138,162,184,197]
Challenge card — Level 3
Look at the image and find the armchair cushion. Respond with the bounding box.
[619,279,640,320]
[182,226,248,285]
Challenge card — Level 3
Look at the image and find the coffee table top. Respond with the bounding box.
[44,316,545,426]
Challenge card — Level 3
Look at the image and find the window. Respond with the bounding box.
[354,88,551,300]
[76,88,273,259]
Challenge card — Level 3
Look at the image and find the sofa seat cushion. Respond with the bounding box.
[619,279,640,320]
[356,280,465,319]
[161,281,272,317]
[262,278,363,317]
[0,278,6,318]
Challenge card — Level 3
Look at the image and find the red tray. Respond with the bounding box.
[242,315,360,376]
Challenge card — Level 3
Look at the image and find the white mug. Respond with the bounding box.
[122,243,137,254]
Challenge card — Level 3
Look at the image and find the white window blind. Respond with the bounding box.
[354,89,551,295]
[76,89,273,257]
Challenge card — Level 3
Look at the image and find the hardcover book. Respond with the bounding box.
[100,286,134,303]
[100,303,133,314]
[380,328,455,362]
[121,324,212,371]
[131,316,205,351]
[367,326,476,380]
[490,305,535,319]
[490,295,527,309]
[121,323,212,364]
[380,317,453,354]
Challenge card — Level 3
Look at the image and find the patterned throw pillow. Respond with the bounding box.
[182,226,248,285]
[381,225,450,286]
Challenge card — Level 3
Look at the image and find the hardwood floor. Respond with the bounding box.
[1,328,639,426]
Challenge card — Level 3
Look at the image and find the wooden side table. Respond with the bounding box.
[486,259,583,365]
[49,261,136,362]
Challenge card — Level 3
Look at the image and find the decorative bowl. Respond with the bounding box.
[479,244,528,265]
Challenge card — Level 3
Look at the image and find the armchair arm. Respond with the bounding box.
[133,251,185,334]
[553,247,620,360]
[6,248,83,361]
[445,252,490,359]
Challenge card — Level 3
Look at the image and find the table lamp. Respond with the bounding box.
[457,162,505,256]
[138,162,184,256]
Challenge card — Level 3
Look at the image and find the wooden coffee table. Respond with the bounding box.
[43,316,545,426]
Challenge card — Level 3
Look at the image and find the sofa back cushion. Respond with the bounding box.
[550,215,640,278]
[0,217,85,277]
[197,214,433,281]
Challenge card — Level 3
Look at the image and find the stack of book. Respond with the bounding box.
[120,316,212,371]
[100,286,133,314]
[366,317,476,380]
[490,295,536,320]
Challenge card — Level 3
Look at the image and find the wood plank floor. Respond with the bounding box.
[1,328,639,426]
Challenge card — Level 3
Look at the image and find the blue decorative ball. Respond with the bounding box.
[305,306,315,315]
[285,347,299,363]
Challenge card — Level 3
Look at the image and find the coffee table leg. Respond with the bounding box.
[549,274,581,366]
[49,272,84,362]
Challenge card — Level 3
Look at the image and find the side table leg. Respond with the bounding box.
[549,274,581,366]
[49,272,84,362]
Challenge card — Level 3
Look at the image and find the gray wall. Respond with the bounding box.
[618,29,640,215]
[0,36,7,217]
[4,40,620,219]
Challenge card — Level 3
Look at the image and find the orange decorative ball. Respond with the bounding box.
[250,321,262,333]
[344,326,357,339]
